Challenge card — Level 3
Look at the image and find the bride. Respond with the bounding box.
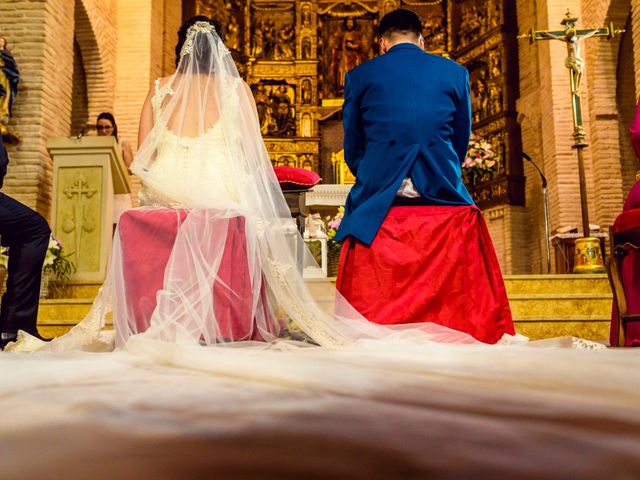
[9,16,479,354]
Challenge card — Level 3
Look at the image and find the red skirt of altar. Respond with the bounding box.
[116,209,270,342]
[610,207,640,346]
[336,205,515,344]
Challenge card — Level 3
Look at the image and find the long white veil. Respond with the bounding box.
[9,22,491,353]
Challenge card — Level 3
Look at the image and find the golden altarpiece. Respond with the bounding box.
[186,0,524,209]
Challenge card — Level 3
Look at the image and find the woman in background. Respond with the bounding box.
[96,112,134,222]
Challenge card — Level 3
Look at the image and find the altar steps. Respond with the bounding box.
[505,275,612,341]
[36,274,613,341]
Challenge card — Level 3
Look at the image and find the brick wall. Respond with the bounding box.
[512,0,638,273]
[0,0,75,217]
[114,0,181,151]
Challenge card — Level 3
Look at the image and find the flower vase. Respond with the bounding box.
[39,267,51,299]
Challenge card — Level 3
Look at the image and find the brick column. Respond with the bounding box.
[115,0,181,151]
[516,0,600,272]
[0,0,75,216]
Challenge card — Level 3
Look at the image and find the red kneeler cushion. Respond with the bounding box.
[274,166,321,190]
[117,209,271,341]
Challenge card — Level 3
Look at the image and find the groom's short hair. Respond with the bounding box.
[378,9,422,38]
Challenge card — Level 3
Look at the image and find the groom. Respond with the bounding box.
[335,9,515,343]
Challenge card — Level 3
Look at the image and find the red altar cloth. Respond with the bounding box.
[610,207,640,346]
[116,209,269,341]
[336,205,515,344]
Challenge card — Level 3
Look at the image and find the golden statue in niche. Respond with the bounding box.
[252,83,296,137]
[326,17,371,97]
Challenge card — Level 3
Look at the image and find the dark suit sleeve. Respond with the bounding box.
[453,68,472,165]
[0,135,8,189]
[342,72,364,176]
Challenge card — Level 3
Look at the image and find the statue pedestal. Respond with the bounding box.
[47,136,131,282]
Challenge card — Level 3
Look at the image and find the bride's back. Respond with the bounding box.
[154,74,230,139]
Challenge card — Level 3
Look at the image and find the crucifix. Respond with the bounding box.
[520,11,624,272]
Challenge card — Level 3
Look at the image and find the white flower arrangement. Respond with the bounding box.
[462,134,498,183]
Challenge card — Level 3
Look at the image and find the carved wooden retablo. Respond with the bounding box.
[188,0,523,208]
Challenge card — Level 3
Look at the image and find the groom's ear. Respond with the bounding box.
[418,35,425,50]
[379,36,388,54]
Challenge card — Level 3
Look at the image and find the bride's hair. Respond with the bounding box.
[174,15,223,68]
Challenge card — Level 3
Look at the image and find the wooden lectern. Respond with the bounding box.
[47,136,131,282]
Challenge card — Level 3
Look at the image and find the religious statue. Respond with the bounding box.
[488,83,502,115]
[490,2,501,29]
[301,79,312,104]
[423,17,446,52]
[252,84,296,137]
[457,5,485,47]
[262,20,276,59]
[329,18,368,96]
[301,154,313,170]
[301,4,312,27]
[383,1,396,15]
[301,113,312,137]
[251,21,264,57]
[253,84,272,135]
[272,101,296,137]
[252,19,277,59]
[471,76,488,123]
[0,37,20,137]
[301,37,312,60]
[274,23,295,61]
[564,31,585,95]
[488,49,501,78]
[226,15,241,51]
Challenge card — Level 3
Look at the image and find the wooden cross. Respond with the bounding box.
[520,11,624,239]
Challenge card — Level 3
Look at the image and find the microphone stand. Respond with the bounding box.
[523,152,551,274]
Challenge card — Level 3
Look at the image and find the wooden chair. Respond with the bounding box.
[606,225,640,346]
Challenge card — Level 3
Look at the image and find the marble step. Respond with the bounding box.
[37,299,111,338]
[508,293,612,320]
[48,282,101,300]
[503,274,610,295]
[514,318,610,341]
[48,275,612,300]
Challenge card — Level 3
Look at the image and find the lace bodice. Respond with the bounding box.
[139,78,244,208]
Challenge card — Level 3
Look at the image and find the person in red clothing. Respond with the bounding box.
[626,99,640,210]
[610,99,640,346]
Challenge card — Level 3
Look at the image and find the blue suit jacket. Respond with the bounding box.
[335,43,474,246]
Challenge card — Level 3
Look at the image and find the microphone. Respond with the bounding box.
[523,152,551,273]
[76,124,96,140]
[522,152,547,188]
